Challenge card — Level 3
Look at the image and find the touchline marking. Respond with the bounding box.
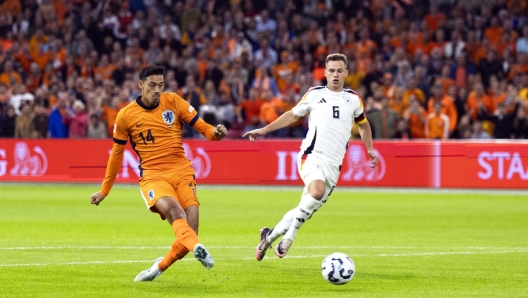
[1,250,527,267]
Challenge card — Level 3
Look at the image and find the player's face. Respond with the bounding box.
[324,60,348,91]
[139,74,164,106]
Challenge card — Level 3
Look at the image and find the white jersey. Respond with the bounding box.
[292,86,366,166]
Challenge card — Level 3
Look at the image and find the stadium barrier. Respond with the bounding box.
[0,139,527,189]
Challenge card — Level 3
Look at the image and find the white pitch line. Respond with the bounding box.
[1,250,528,268]
[2,245,528,250]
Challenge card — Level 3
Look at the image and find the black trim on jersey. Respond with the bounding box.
[303,127,317,155]
[343,88,357,95]
[135,96,160,110]
[188,114,199,127]
[113,138,127,145]
[129,138,143,178]
[312,86,325,90]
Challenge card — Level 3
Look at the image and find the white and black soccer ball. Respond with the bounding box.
[321,252,355,285]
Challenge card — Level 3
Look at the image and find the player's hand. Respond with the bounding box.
[90,192,106,206]
[242,128,266,142]
[214,124,228,140]
[368,151,378,169]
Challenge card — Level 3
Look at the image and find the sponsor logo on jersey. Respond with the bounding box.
[162,110,175,125]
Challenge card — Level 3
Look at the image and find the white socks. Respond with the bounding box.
[283,193,323,240]
[267,209,296,243]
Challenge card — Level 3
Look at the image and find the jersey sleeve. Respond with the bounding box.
[172,93,218,140]
[291,88,315,117]
[354,96,367,124]
[112,109,129,144]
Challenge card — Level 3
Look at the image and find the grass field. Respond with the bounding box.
[0,183,527,297]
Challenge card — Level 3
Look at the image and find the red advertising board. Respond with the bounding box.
[0,139,526,189]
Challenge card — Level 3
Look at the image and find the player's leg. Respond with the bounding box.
[256,208,296,261]
[174,178,214,269]
[157,202,199,271]
[275,180,324,257]
[135,177,181,281]
[275,154,326,257]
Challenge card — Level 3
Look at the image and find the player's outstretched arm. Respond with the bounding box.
[243,110,300,142]
[357,121,378,169]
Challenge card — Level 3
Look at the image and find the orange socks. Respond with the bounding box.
[157,219,200,271]
[158,239,189,271]
[171,219,200,252]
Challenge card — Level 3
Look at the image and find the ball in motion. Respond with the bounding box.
[321,252,355,285]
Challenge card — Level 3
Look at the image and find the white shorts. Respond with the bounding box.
[297,153,340,205]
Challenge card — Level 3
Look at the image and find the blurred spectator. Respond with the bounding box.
[10,84,34,116]
[478,49,503,88]
[512,106,528,139]
[0,60,22,87]
[402,77,426,107]
[427,82,458,133]
[215,91,236,129]
[282,89,304,138]
[0,105,17,137]
[403,97,427,139]
[393,118,412,140]
[254,38,278,69]
[229,31,253,62]
[259,89,285,137]
[467,82,495,120]
[14,103,35,138]
[33,104,49,138]
[344,60,364,91]
[48,92,70,138]
[426,102,450,140]
[101,96,120,138]
[517,25,528,54]
[251,64,278,98]
[367,95,399,139]
[64,100,88,139]
[239,87,264,133]
[450,54,477,90]
[478,101,519,139]
[87,113,108,139]
[0,82,12,111]
[470,120,492,139]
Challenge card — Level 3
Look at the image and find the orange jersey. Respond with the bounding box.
[240,98,264,125]
[425,113,449,139]
[100,93,218,196]
[426,96,458,132]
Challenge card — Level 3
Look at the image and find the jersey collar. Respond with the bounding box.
[135,96,159,110]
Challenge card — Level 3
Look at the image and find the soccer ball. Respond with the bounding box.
[321,252,355,285]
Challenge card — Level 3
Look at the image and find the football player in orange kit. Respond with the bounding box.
[90,65,227,281]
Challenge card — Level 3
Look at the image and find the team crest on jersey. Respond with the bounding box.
[343,96,352,105]
[162,110,175,125]
[148,189,155,200]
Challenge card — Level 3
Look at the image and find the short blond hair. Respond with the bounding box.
[326,53,347,67]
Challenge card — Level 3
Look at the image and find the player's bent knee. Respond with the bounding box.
[166,205,187,222]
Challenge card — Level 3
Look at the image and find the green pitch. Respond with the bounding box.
[1,184,527,298]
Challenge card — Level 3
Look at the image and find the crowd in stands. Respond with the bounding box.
[0,0,527,140]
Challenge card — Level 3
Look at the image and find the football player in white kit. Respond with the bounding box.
[243,53,378,260]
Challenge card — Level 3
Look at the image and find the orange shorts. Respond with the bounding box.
[139,169,199,220]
